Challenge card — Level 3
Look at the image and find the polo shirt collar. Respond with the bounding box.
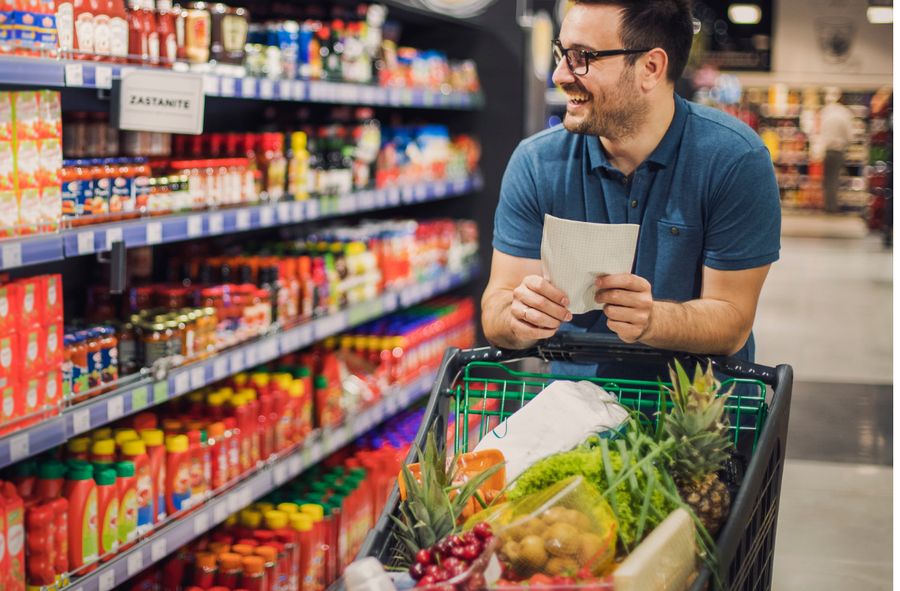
[586,93,688,172]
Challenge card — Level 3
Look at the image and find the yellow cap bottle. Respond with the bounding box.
[300,503,324,521]
[140,429,165,447]
[264,510,288,530]
[67,436,91,456]
[92,427,113,441]
[277,502,299,515]
[114,429,139,447]
[290,513,313,532]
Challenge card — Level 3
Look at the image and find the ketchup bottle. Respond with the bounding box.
[126,0,147,63]
[156,0,177,66]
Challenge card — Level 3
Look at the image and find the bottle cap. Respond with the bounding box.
[67,436,91,455]
[92,427,113,441]
[276,503,298,515]
[208,542,230,555]
[232,544,256,557]
[122,439,147,457]
[240,509,261,529]
[140,429,165,447]
[165,434,189,453]
[132,412,158,431]
[37,460,67,480]
[289,514,313,532]
[66,462,94,480]
[218,552,243,570]
[254,502,274,513]
[115,461,135,477]
[114,429,140,446]
[91,439,116,458]
[195,552,217,569]
[241,556,265,575]
[251,373,270,388]
[10,459,36,477]
[300,504,324,521]
[207,422,225,438]
[254,546,277,564]
[94,467,117,486]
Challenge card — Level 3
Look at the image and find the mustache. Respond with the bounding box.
[559,82,590,95]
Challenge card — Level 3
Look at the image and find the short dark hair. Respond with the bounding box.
[574,0,694,82]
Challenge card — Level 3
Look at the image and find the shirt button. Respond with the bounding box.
[630,200,638,208]
[670,227,680,236]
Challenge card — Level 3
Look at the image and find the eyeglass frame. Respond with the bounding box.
[552,39,651,75]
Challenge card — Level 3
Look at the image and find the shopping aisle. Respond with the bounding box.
[753,214,893,590]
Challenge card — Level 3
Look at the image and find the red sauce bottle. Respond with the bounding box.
[156,0,177,66]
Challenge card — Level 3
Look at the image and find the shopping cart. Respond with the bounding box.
[357,333,793,591]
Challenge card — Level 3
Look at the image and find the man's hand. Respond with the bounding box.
[595,273,654,343]
[509,275,573,342]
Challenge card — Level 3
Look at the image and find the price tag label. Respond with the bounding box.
[146,222,163,245]
[194,511,210,535]
[390,88,402,105]
[65,63,84,87]
[105,227,123,250]
[190,367,206,390]
[387,189,401,206]
[213,357,229,381]
[373,190,387,208]
[151,539,167,563]
[213,501,228,523]
[98,570,116,591]
[174,372,190,395]
[274,462,288,485]
[220,77,236,97]
[304,200,317,220]
[9,434,29,463]
[240,77,257,97]
[236,209,251,230]
[107,396,124,421]
[77,231,95,255]
[245,346,258,368]
[132,386,149,411]
[291,81,305,101]
[300,444,311,467]
[358,191,375,210]
[229,351,245,373]
[239,488,252,508]
[127,552,144,577]
[400,186,414,204]
[227,492,241,513]
[259,79,275,99]
[288,454,302,475]
[153,381,168,404]
[298,324,313,348]
[453,179,467,193]
[414,184,427,201]
[72,408,91,435]
[209,213,224,235]
[434,182,448,198]
[1,243,22,269]
[95,66,113,89]
[277,202,291,222]
[260,206,275,226]
[187,215,203,238]
[203,74,218,95]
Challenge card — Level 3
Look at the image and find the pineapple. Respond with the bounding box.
[391,431,501,567]
[661,360,735,536]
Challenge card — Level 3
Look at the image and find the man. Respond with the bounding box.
[481,0,780,376]
[819,89,855,214]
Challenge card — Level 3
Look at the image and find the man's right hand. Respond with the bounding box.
[508,275,573,341]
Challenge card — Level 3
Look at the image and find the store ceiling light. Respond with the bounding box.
[866,6,893,23]
[727,3,762,25]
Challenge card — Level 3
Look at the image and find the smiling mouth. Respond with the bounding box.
[567,94,590,105]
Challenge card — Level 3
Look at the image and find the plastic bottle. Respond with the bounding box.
[207,421,228,490]
[10,459,37,499]
[241,556,266,591]
[93,466,119,558]
[115,460,138,548]
[216,552,243,588]
[266,510,297,591]
[165,434,191,513]
[290,513,316,591]
[222,416,240,481]
[288,131,309,201]
[63,461,98,574]
[35,460,67,500]
[156,0,177,66]
[25,503,56,591]
[193,552,217,589]
[140,428,167,524]
[121,439,153,534]
[48,497,70,586]
[186,429,208,501]
[300,504,327,591]
[108,0,129,61]
[255,545,279,591]
[91,438,116,465]
[133,412,157,432]
[114,427,139,449]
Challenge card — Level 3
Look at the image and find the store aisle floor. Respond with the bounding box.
[756,216,893,590]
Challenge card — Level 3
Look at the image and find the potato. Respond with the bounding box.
[541,506,570,526]
[545,557,580,577]
[519,535,548,569]
[569,509,593,532]
[501,540,521,563]
[523,518,547,538]
[543,522,580,557]
[577,532,608,565]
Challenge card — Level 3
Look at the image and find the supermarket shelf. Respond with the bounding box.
[61,368,436,591]
[0,263,478,469]
[0,55,484,109]
[0,174,483,271]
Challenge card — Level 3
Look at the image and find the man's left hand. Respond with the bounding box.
[595,273,654,343]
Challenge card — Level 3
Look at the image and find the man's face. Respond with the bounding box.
[551,4,648,139]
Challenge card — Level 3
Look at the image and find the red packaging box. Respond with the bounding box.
[1,482,25,591]
[21,375,42,425]
[0,332,17,383]
[42,274,62,321]
[42,370,61,415]
[0,377,16,427]
[13,277,41,331]
[0,283,17,334]
[19,325,42,376]
[44,322,62,372]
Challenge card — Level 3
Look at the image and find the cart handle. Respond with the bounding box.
[458,333,778,385]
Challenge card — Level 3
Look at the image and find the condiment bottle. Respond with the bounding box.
[93,466,119,559]
[216,552,243,588]
[193,552,217,589]
[121,439,153,534]
[165,434,191,513]
[241,556,266,591]
[67,436,91,462]
[35,460,67,500]
[25,503,56,590]
[156,0,177,66]
[64,461,98,574]
[91,438,116,465]
[108,0,129,61]
[140,428,167,524]
[126,0,148,63]
[10,459,37,499]
[115,461,138,548]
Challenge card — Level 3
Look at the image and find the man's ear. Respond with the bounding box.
[639,48,669,91]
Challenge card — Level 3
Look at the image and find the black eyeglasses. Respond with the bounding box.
[552,39,651,76]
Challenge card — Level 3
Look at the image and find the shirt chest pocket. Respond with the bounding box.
[653,219,704,301]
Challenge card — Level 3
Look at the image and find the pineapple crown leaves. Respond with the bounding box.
[660,359,736,481]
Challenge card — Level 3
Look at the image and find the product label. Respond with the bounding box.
[26,333,37,363]
[74,12,93,55]
[87,346,102,389]
[83,487,98,562]
[8,509,22,556]
[156,461,166,521]
[135,467,152,530]
[148,32,159,63]
[37,138,61,185]
[119,487,137,543]
[56,2,74,51]
[164,33,176,63]
[221,14,247,54]
[0,292,7,317]
[1,386,12,420]
[47,276,59,307]
[171,464,190,511]
[109,16,127,58]
[45,373,58,404]
[92,176,110,216]
[93,14,110,56]
[47,326,58,355]
[22,284,34,314]
[110,173,134,213]
[0,338,12,370]
[25,379,37,411]
[189,454,203,497]
[100,496,118,553]
[14,93,40,141]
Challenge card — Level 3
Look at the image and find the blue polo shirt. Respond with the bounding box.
[493,95,781,379]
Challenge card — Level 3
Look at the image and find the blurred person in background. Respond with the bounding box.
[819,88,855,214]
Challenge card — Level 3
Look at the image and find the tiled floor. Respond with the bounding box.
[755,215,893,590]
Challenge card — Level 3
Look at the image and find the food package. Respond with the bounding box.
[473,381,629,482]
[468,476,617,582]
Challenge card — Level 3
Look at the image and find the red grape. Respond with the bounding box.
[472,522,493,540]
[416,549,434,566]
[410,562,426,580]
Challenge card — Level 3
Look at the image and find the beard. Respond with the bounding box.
[561,66,648,140]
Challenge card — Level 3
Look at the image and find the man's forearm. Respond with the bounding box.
[481,289,537,350]
[639,299,751,356]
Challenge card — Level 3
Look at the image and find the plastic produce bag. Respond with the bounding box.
[467,476,617,581]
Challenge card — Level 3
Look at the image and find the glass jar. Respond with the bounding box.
[164,318,184,359]
[142,322,172,366]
